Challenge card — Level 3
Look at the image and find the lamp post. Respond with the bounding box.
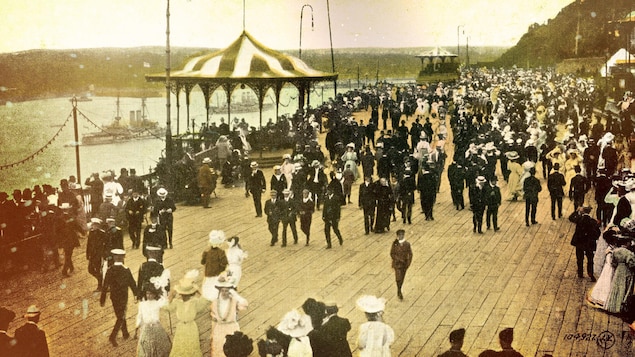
[299,4,314,60]
[457,25,464,63]
[326,0,337,96]
[164,0,173,187]
[465,35,470,68]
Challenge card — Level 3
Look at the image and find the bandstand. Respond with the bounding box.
[415,47,460,85]
[145,30,338,133]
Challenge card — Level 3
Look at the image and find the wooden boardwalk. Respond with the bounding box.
[2,109,634,357]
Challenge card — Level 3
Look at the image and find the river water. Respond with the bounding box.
[0,85,340,192]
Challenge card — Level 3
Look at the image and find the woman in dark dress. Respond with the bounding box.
[374,177,394,233]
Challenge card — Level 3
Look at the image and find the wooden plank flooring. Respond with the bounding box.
[2,109,634,356]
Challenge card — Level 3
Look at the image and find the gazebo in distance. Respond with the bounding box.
[145,30,338,132]
[415,47,460,85]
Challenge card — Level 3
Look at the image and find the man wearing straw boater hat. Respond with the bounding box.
[100,249,139,347]
[14,305,49,356]
[245,161,266,217]
[264,190,282,246]
[153,187,176,249]
[198,157,215,208]
[470,176,487,234]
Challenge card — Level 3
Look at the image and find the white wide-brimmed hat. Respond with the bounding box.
[215,274,237,289]
[202,157,212,164]
[157,188,168,197]
[174,270,200,295]
[356,295,386,313]
[277,309,313,337]
[208,230,226,246]
[505,151,519,160]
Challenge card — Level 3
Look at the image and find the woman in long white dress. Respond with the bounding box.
[588,229,618,308]
[355,295,394,357]
[226,236,247,287]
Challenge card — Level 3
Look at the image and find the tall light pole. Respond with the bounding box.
[299,4,314,59]
[466,35,470,68]
[457,25,464,62]
[165,0,173,188]
[326,0,337,96]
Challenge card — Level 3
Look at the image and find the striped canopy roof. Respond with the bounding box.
[147,31,337,82]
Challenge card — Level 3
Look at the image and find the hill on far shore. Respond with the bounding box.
[0,46,507,103]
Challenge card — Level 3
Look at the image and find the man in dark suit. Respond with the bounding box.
[602,136,618,176]
[142,215,166,262]
[100,249,139,347]
[327,171,346,206]
[358,176,377,235]
[128,168,145,195]
[86,218,109,291]
[594,169,613,226]
[470,176,487,234]
[270,165,288,200]
[298,189,315,246]
[84,172,104,217]
[153,187,176,249]
[485,176,502,231]
[264,190,282,246]
[418,163,438,221]
[245,161,267,217]
[124,189,146,248]
[106,217,124,250]
[569,165,589,211]
[523,167,542,226]
[0,307,16,356]
[322,187,343,249]
[548,163,566,220]
[14,305,49,357]
[390,229,413,300]
[280,189,299,246]
[309,304,353,357]
[447,161,466,210]
[569,206,601,281]
[137,246,165,300]
[306,160,328,210]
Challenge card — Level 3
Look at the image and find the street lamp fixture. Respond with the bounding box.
[299,4,314,60]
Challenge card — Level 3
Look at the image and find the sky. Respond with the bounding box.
[1,0,575,53]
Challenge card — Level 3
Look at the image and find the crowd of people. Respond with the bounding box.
[2,64,635,355]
